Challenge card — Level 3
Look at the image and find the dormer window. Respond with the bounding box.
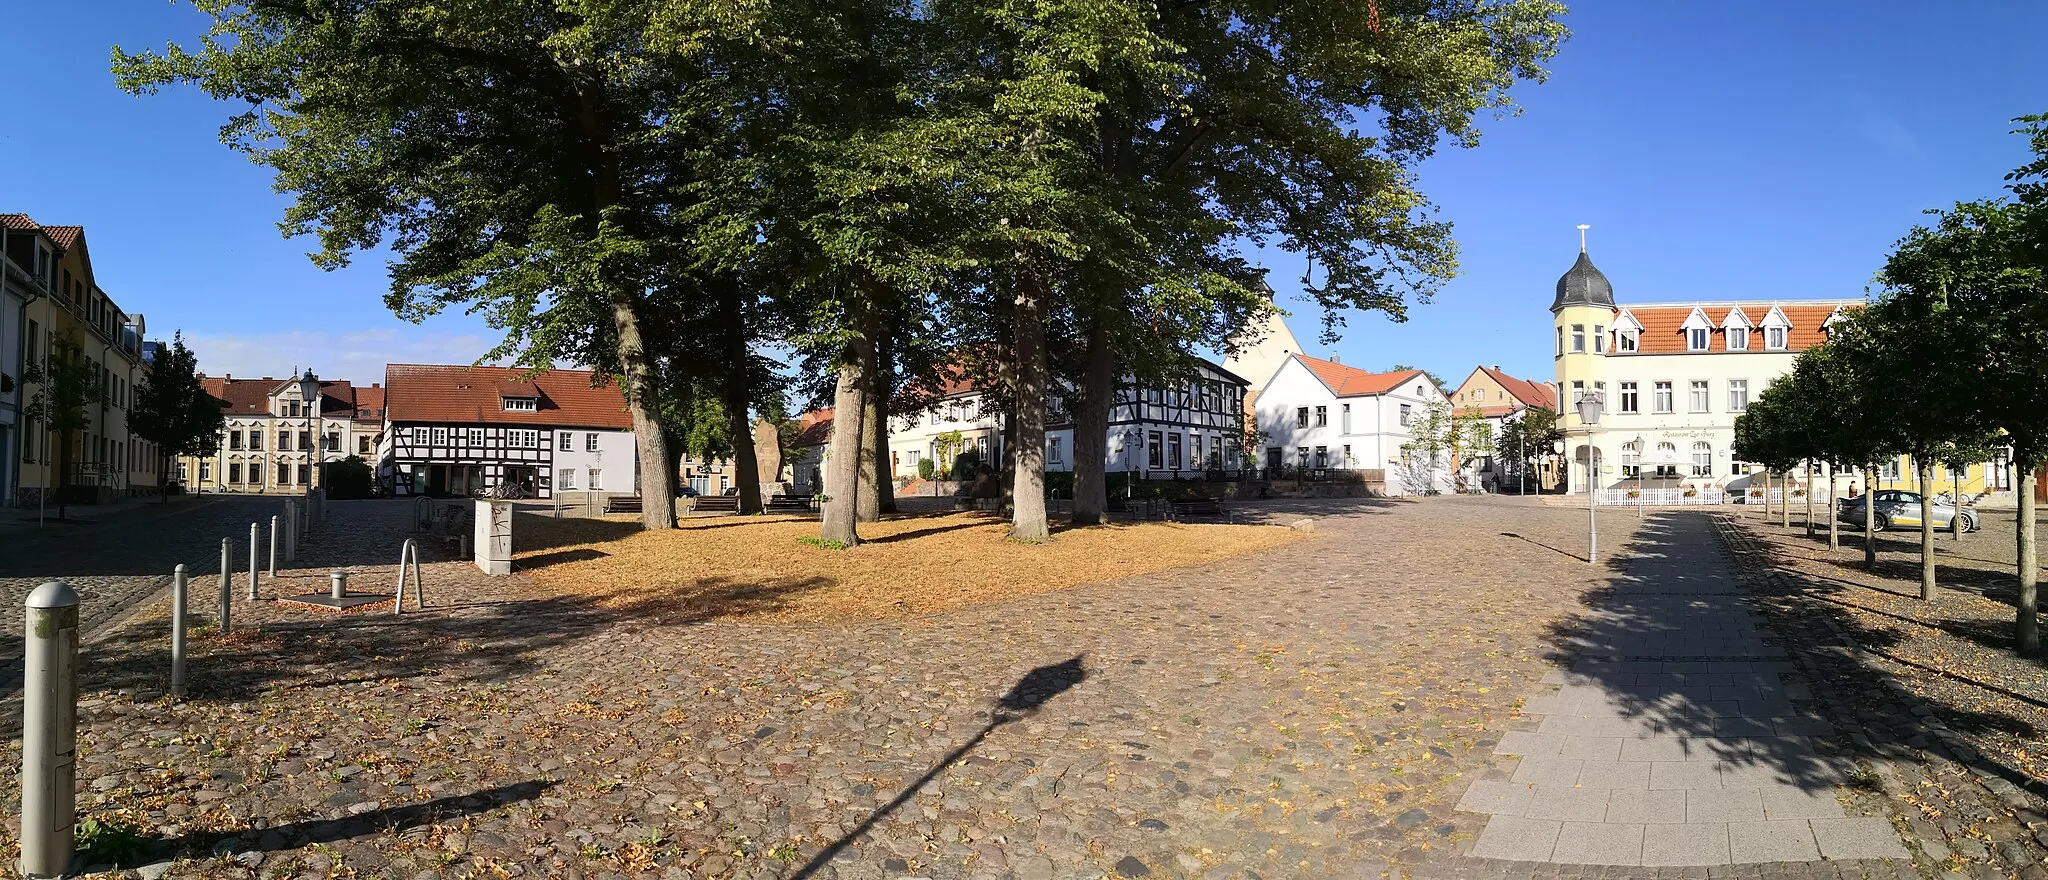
[1618,331,1638,352]
[1680,307,1715,352]
[1766,327,1787,350]
[1687,328,1709,351]
[1760,305,1794,351]
[1726,327,1749,350]
[503,396,538,412]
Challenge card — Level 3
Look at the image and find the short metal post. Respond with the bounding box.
[170,565,188,699]
[395,538,425,614]
[218,538,232,633]
[268,515,279,576]
[20,581,80,879]
[330,570,347,599]
[248,522,260,600]
[283,501,297,563]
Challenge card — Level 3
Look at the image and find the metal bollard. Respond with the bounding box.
[248,522,260,600]
[330,570,347,599]
[170,564,188,699]
[269,515,279,577]
[394,538,425,614]
[218,537,232,633]
[283,501,297,563]
[20,581,80,878]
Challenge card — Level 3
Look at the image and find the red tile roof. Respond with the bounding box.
[0,213,36,231]
[1478,366,1559,410]
[384,364,632,428]
[352,385,385,420]
[42,225,82,251]
[794,408,834,447]
[199,376,361,417]
[1292,355,1426,398]
[1615,302,1849,355]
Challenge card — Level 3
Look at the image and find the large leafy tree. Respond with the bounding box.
[130,333,226,502]
[110,0,801,529]
[1063,1,1569,523]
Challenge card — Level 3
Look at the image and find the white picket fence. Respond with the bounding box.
[1590,487,1813,506]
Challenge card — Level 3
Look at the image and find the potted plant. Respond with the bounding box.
[1625,489,1642,499]
[1683,487,1699,498]
[1749,488,1764,498]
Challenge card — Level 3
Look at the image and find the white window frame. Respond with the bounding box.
[1689,380,1710,413]
[559,432,573,452]
[1766,326,1788,350]
[1728,379,1749,412]
[558,467,577,490]
[1619,381,1639,414]
[587,432,600,452]
[503,396,537,412]
[1618,330,1638,352]
[1653,381,1674,414]
[1691,442,1713,477]
[1571,324,1586,352]
[1687,328,1709,351]
[1620,440,1641,477]
[1726,327,1749,351]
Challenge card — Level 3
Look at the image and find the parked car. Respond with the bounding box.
[1837,489,1979,533]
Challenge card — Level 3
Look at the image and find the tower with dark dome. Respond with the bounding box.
[1551,228,1617,441]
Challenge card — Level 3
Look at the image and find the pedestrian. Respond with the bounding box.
[1848,482,1860,499]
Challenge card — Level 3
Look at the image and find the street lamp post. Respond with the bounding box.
[1634,433,1645,518]
[1577,391,1605,563]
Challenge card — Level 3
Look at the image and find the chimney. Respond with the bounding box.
[1329,354,1341,364]
[223,373,231,382]
[1493,364,1501,372]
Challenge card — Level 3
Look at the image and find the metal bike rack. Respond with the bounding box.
[393,538,426,615]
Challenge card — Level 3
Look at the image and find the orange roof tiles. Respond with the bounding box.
[384,364,632,429]
[795,408,834,447]
[42,225,82,251]
[1615,302,1849,354]
[353,385,386,420]
[1477,366,1558,410]
[1292,355,1426,397]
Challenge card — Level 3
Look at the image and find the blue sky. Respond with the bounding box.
[2,2,2043,391]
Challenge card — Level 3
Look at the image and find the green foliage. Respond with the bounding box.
[916,457,937,480]
[131,332,226,469]
[795,536,848,551]
[948,449,985,482]
[23,332,98,442]
[75,817,152,867]
[321,455,376,500]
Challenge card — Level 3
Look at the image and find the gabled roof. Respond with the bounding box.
[1476,365,1559,410]
[384,364,632,428]
[42,225,82,251]
[1608,300,1856,355]
[353,385,385,420]
[1292,355,1427,398]
[1719,307,1752,329]
[199,376,359,417]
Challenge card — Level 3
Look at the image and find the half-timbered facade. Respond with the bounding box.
[382,364,635,498]
[1048,358,1251,479]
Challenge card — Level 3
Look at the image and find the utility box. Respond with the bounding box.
[474,499,514,575]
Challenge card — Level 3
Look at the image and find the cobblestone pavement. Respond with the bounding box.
[0,497,2007,879]
[0,495,313,668]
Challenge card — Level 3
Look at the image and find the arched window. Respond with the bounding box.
[1691,441,1713,477]
[1656,442,1679,478]
[1620,439,1642,477]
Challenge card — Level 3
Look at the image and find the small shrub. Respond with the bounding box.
[948,449,984,481]
[75,817,151,867]
[1682,488,1699,497]
[796,536,848,551]
[916,458,936,480]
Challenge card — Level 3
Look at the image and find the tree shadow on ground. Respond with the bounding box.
[790,655,1088,879]
[1719,517,2048,800]
[142,779,553,866]
[0,572,838,733]
[1499,531,1588,563]
[1526,511,2031,797]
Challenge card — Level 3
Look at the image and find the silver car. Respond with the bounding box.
[1836,489,1979,533]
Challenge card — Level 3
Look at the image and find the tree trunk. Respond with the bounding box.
[871,334,897,516]
[821,332,872,546]
[1804,461,1815,538]
[1760,471,1770,521]
[2018,462,2039,654]
[1864,461,1878,570]
[723,296,762,516]
[1951,466,1962,540]
[1827,461,1840,551]
[1071,320,1113,525]
[612,298,676,529]
[1918,457,1935,600]
[1010,269,1050,542]
[1779,470,1791,528]
[857,363,882,523]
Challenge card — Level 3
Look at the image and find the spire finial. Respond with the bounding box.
[1576,224,1590,253]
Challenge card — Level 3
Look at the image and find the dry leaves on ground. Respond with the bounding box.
[512,511,1301,624]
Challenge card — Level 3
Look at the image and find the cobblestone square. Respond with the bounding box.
[0,496,2032,878]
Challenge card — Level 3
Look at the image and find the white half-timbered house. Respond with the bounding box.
[1047,358,1252,479]
[381,364,636,498]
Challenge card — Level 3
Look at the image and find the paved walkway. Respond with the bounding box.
[1457,512,1911,868]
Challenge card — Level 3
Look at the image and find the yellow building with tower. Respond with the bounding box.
[1546,232,2016,503]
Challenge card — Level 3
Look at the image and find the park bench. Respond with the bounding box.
[766,494,815,514]
[692,495,740,514]
[1167,496,1233,522]
[603,495,643,515]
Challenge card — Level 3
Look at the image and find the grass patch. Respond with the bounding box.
[795,536,849,551]
[515,511,1300,623]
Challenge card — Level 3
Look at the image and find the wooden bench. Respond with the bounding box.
[1167,496,1232,522]
[692,495,740,514]
[766,494,815,514]
[602,495,643,515]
